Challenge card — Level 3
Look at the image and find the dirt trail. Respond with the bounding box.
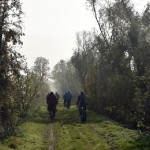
[48,123,55,150]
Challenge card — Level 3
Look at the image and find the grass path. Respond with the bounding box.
[0,105,51,150]
[0,102,150,150]
[54,102,150,150]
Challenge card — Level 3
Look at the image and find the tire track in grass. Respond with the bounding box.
[53,103,148,150]
[54,104,110,150]
[86,114,140,150]
[49,123,55,150]
[87,124,118,150]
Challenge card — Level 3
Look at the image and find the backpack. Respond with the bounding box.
[47,94,56,105]
[66,92,72,100]
[79,95,87,106]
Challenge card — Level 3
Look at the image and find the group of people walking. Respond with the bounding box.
[46,91,87,122]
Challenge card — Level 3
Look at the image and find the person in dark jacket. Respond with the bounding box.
[46,92,57,120]
[77,92,87,116]
[63,92,67,107]
[55,92,60,104]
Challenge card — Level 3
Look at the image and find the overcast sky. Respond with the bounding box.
[20,0,149,70]
[20,0,97,69]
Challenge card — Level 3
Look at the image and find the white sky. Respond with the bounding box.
[20,0,97,69]
[20,0,149,70]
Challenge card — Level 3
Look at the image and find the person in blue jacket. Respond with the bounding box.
[65,91,72,109]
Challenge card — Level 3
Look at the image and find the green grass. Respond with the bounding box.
[54,105,109,150]
[0,105,51,150]
[54,103,150,150]
[0,102,150,150]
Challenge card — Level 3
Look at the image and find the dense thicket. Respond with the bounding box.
[0,0,50,138]
[70,0,150,129]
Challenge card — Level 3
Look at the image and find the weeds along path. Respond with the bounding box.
[54,103,150,150]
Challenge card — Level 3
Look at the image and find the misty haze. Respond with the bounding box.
[0,0,150,149]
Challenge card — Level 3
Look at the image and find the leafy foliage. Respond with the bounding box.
[70,0,150,129]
